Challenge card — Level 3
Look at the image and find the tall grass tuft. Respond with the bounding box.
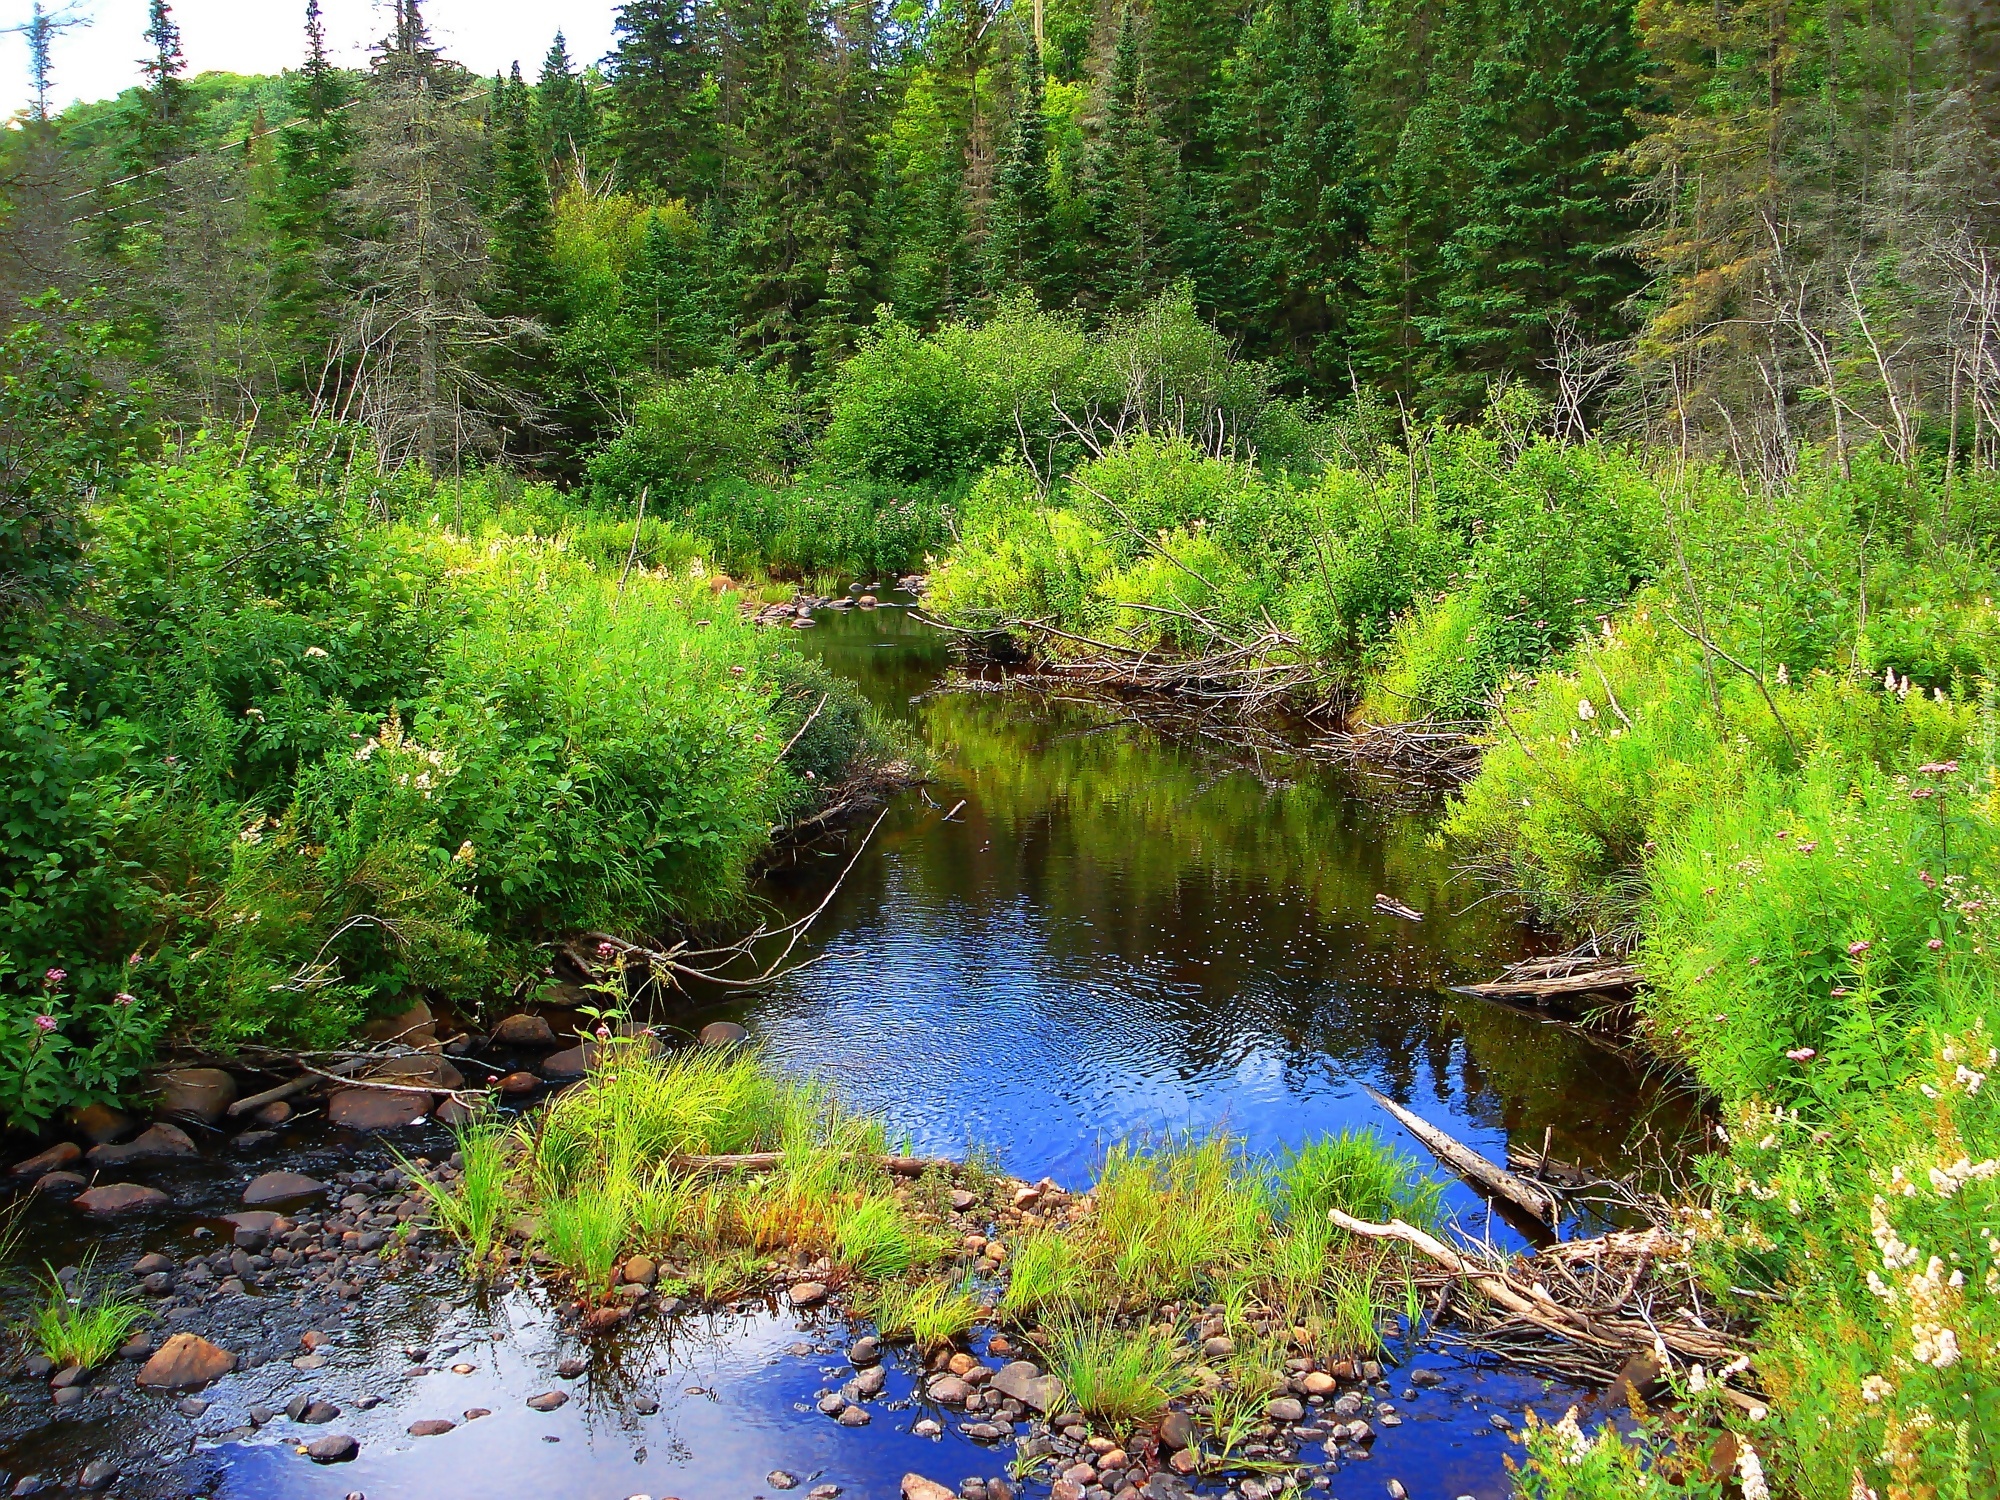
[399,1118,517,1268]
[31,1261,144,1369]
[835,1196,939,1279]
[540,1181,634,1292]
[862,1277,983,1349]
[1044,1314,1197,1428]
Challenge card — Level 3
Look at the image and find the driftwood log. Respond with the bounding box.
[1364,1085,1559,1224]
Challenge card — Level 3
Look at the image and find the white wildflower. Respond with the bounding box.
[303,646,329,658]
[1860,1374,1891,1404]
[1737,1442,1770,1500]
[1577,698,1596,721]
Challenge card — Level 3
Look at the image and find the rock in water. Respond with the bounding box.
[305,1434,358,1463]
[492,1013,557,1047]
[74,1183,170,1216]
[903,1479,957,1500]
[153,1067,238,1123]
[990,1361,1066,1414]
[136,1334,237,1390]
[9,1142,82,1178]
[329,1087,430,1130]
[698,1021,748,1047]
[242,1171,326,1206]
[86,1122,197,1167]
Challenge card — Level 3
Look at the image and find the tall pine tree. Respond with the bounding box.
[536,33,600,173]
[986,31,1064,306]
[267,0,355,394]
[489,62,560,323]
[607,0,719,199]
[1078,8,1175,316]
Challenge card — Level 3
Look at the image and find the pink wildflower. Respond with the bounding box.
[1848,940,1872,957]
[596,941,618,961]
[595,1023,612,1041]
[33,1015,58,1032]
[114,992,138,1006]
[1929,939,1945,952]
[42,968,65,990]
[1786,1047,1816,1062]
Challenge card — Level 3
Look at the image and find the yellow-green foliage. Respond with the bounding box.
[30,1262,144,1370]
[862,1276,983,1349]
[1044,1314,1199,1426]
[1509,1407,1727,1500]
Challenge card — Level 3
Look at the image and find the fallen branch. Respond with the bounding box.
[1364,1085,1559,1223]
[226,1057,367,1117]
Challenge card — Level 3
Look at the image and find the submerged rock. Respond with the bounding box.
[75,1183,170,1216]
[87,1122,197,1167]
[329,1087,430,1130]
[242,1171,326,1206]
[304,1434,358,1463]
[492,1013,558,1047]
[8,1142,81,1178]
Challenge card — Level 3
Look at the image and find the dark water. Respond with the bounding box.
[0,597,1691,1500]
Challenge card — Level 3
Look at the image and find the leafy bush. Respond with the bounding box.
[587,367,798,502]
[681,475,953,580]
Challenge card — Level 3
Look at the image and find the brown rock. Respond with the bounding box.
[35,1170,85,1196]
[902,1479,957,1500]
[497,1071,540,1097]
[1158,1410,1195,1451]
[66,1103,134,1144]
[153,1067,238,1124]
[492,1013,557,1048]
[433,1097,476,1128]
[75,1183,170,1216]
[9,1141,82,1177]
[927,1375,973,1404]
[791,1281,828,1309]
[583,1306,629,1332]
[526,1390,569,1412]
[407,1418,455,1437]
[368,1054,464,1090]
[252,1099,294,1127]
[86,1121,197,1168]
[360,1000,434,1045]
[328,1087,430,1131]
[991,1361,1066,1414]
[1608,1350,1663,1408]
[241,1171,327,1206]
[1302,1371,1337,1397]
[136,1333,237,1390]
[698,1021,748,1047]
[622,1255,658,1287]
[305,1434,358,1464]
[539,1046,591,1082]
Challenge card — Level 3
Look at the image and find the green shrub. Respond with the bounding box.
[682,475,953,579]
[586,367,797,502]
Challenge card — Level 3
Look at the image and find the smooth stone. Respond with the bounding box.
[498,1071,541,1097]
[359,1000,434,1044]
[87,1121,197,1167]
[928,1375,973,1404]
[434,1098,476,1127]
[527,1391,569,1411]
[9,1476,46,1496]
[305,1434,358,1463]
[769,1473,799,1491]
[51,1386,86,1409]
[9,1142,82,1177]
[153,1068,238,1124]
[1267,1397,1305,1422]
[632,1395,660,1415]
[1410,1368,1445,1388]
[253,1099,295,1127]
[136,1333,237,1390]
[1302,1372,1337,1397]
[622,1255,657,1286]
[464,1408,492,1420]
[369,1053,464,1089]
[539,1047,590,1082]
[558,1358,588,1378]
[791,1281,827,1308]
[77,1460,118,1492]
[65,1103,134,1144]
[850,1365,887,1399]
[408,1418,455,1436]
[492,1013,558,1048]
[848,1336,881,1366]
[75,1183,170,1216]
[329,1087,430,1131]
[817,1393,848,1417]
[697,1021,748,1047]
[990,1362,1065,1414]
[903,1479,956,1500]
[242,1171,326,1206]
[290,1398,340,1423]
[836,1404,871,1426]
[1158,1410,1195,1451]
[229,1130,278,1152]
[178,1397,208,1417]
[32,1171,85,1197]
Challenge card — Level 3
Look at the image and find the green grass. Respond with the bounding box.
[835,1196,939,1279]
[1042,1313,1198,1428]
[997,1230,1079,1322]
[398,1118,516,1268]
[31,1262,144,1369]
[862,1276,984,1349]
[539,1181,635,1292]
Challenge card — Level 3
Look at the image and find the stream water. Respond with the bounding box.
[0,597,1695,1500]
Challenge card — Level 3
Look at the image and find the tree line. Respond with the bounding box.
[2,0,1996,485]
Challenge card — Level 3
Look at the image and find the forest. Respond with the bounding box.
[1,0,1998,1495]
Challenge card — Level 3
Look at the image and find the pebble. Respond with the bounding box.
[836,1405,871,1427]
[848,1336,882,1365]
[464,1408,492,1420]
[77,1460,118,1492]
[408,1419,455,1436]
[914,1419,943,1437]
[769,1474,799,1491]
[527,1391,569,1411]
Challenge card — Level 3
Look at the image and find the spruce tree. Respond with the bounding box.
[1424,0,1647,409]
[729,0,823,375]
[1079,8,1174,315]
[536,33,600,172]
[489,63,560,323]
[986,31,1063,305]
[607,0,718,199]
[134,0,188,168]
[267,0,356,393]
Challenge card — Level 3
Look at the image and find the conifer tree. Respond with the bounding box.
[729,0,824,375]
[267,0,356,393]
[1423,0,1647,410]
[489,62,560,323]
[607,0,718,199]
[536,33,600,172]
[986,31,1064,306]
[1079,8,1174,315]
[134,0,188,168]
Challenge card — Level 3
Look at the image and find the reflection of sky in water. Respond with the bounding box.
[726,604,1695,1244]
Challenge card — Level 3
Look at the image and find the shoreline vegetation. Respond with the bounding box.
[4,0,1996,1490]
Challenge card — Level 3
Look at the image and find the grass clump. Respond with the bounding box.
[31,1262,144,1370]
[1044,1314,1198,1427]
[399,1118,516,1268]
[835,1196,941,1279]
[862,1276,983,1350]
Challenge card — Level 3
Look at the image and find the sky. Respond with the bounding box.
[0,0,621,118]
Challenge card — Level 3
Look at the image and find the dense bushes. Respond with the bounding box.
[0,435,890,1126]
